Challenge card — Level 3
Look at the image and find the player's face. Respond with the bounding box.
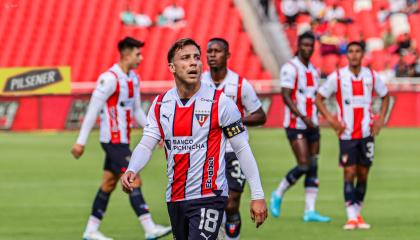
[206,41,229,69]
[347,45,364,68]
[170,44,202,85]
[126,47,143,69]
[298,38,314,60]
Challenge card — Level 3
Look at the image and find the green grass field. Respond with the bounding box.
[1,128,419,240]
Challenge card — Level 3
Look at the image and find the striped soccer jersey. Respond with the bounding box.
[318,66,388,140]
[280,56,320,129]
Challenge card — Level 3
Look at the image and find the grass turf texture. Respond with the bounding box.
[0,128,419,240]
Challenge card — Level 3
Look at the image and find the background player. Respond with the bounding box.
[71,37,171,240]
[202,37,266,240]
[270,32,331,222]
[121,38,267,240]
[315,41,390,230]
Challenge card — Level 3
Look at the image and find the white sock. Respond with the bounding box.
[346,204,357,221]
[354,203,362,216]
[304,187,318,212]
[85,215,101,233]
[226,235,240,240]
[139,213,156,233]
[275,178,290,197]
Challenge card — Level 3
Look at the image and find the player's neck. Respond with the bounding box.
[118,62,131,75]
[175,79,201,99]
[297,55,310,67]
[349,65,361,76]
[210,67,228,84]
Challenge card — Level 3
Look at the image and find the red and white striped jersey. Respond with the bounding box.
[144,84,243,202]
[201,69,262,152]
[280,56,320,129]
[318,66,388,140]
[93,64,141,144]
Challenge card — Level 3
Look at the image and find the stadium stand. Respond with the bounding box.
[0,0,271,86]
[275,0,420,79]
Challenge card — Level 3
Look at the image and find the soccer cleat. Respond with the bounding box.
[270,191,282,218]
[357,215,371,229]
[303,211,331,222]
[82,231,113,240]
[343,219,358,230]
[145,224,172,240]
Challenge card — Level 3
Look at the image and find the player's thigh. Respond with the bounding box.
[289,137,310,165]
[307,128,321,156]
[225,152,246,193]
[167,201,189,240]
[187,197,227,240]
[101,170,119,192]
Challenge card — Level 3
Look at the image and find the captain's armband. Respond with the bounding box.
[222,120,245,138]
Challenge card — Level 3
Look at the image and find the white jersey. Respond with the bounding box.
[280,56,319,129]
[144,84,244,202]
[201,70,262,152]
[318,66,388,140]
[93,64,141,144]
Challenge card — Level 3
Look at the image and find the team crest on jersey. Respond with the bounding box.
[195,113,209,126]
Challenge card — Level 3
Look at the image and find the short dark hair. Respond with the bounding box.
[167,38,201,63]
[346,41,365,52]
[118,37,144,52]
[208,37,230,52]
[298,31,315,44]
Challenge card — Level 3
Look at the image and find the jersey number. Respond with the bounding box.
[199,208,219,233]
[366,142,374,159]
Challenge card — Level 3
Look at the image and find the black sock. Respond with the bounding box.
[286,165,308,185]
[91,189,111,220]
[225,212,241,238]
[354,181,367,205]
[344,182,355,206]
[129,188,150,217]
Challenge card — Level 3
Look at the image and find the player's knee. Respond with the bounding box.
[286,165,308,185]
[101,178,118,192]
[130,176,142,188]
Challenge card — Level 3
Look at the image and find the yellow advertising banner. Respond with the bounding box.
[0,66,71,96]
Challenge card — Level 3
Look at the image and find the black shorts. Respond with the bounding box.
[339,137,375,167]
[167,196,227,240]
[100,143,131,175]
[225,152,246,193]
[285,127,320,143]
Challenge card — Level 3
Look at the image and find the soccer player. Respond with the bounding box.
[270,32,331,222]
[121,38,267,240]
[315,41,390,230]
[71,37,171,240]
[201,38,266,240]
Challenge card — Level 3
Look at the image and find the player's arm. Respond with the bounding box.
[220,94,267,228]
[71,73,117,159]
[371,73,390,136]
[121,97,162,192]
[280,64,315,128]
[241,79,266,126]
[133,85,148,128]
[315,72,345,136]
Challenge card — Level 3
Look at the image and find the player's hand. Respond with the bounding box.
[330,118,345,136]
[371,117,384,136]
[250,199,268,228]
[71,143,85,159]
[302,116,316,129]
[121,171,137,193]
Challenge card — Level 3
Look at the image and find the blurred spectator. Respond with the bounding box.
[354,0,372,13]
[309,0,326,20]
[407,0,419,14]
[281,0,299,26]
[121,7,137,25]
[162,3,185,23]
[389,0,407,14]
[320,31,340,55]
[414,54,420,76]
[395,54,409,77]
[396,33,414,54]
[382,27,395,49]
[324,2,345,22]
[260,0,271,18]
[377,6,390,24]
[134,14,152,27]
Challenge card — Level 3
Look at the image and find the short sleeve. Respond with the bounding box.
[318,72,338,98]
[241,79,262,114]
[373,71,388,97]
[92,72,117,101]
[142,96,162,140]
[280,63,297,89]
[219,93,245,138]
